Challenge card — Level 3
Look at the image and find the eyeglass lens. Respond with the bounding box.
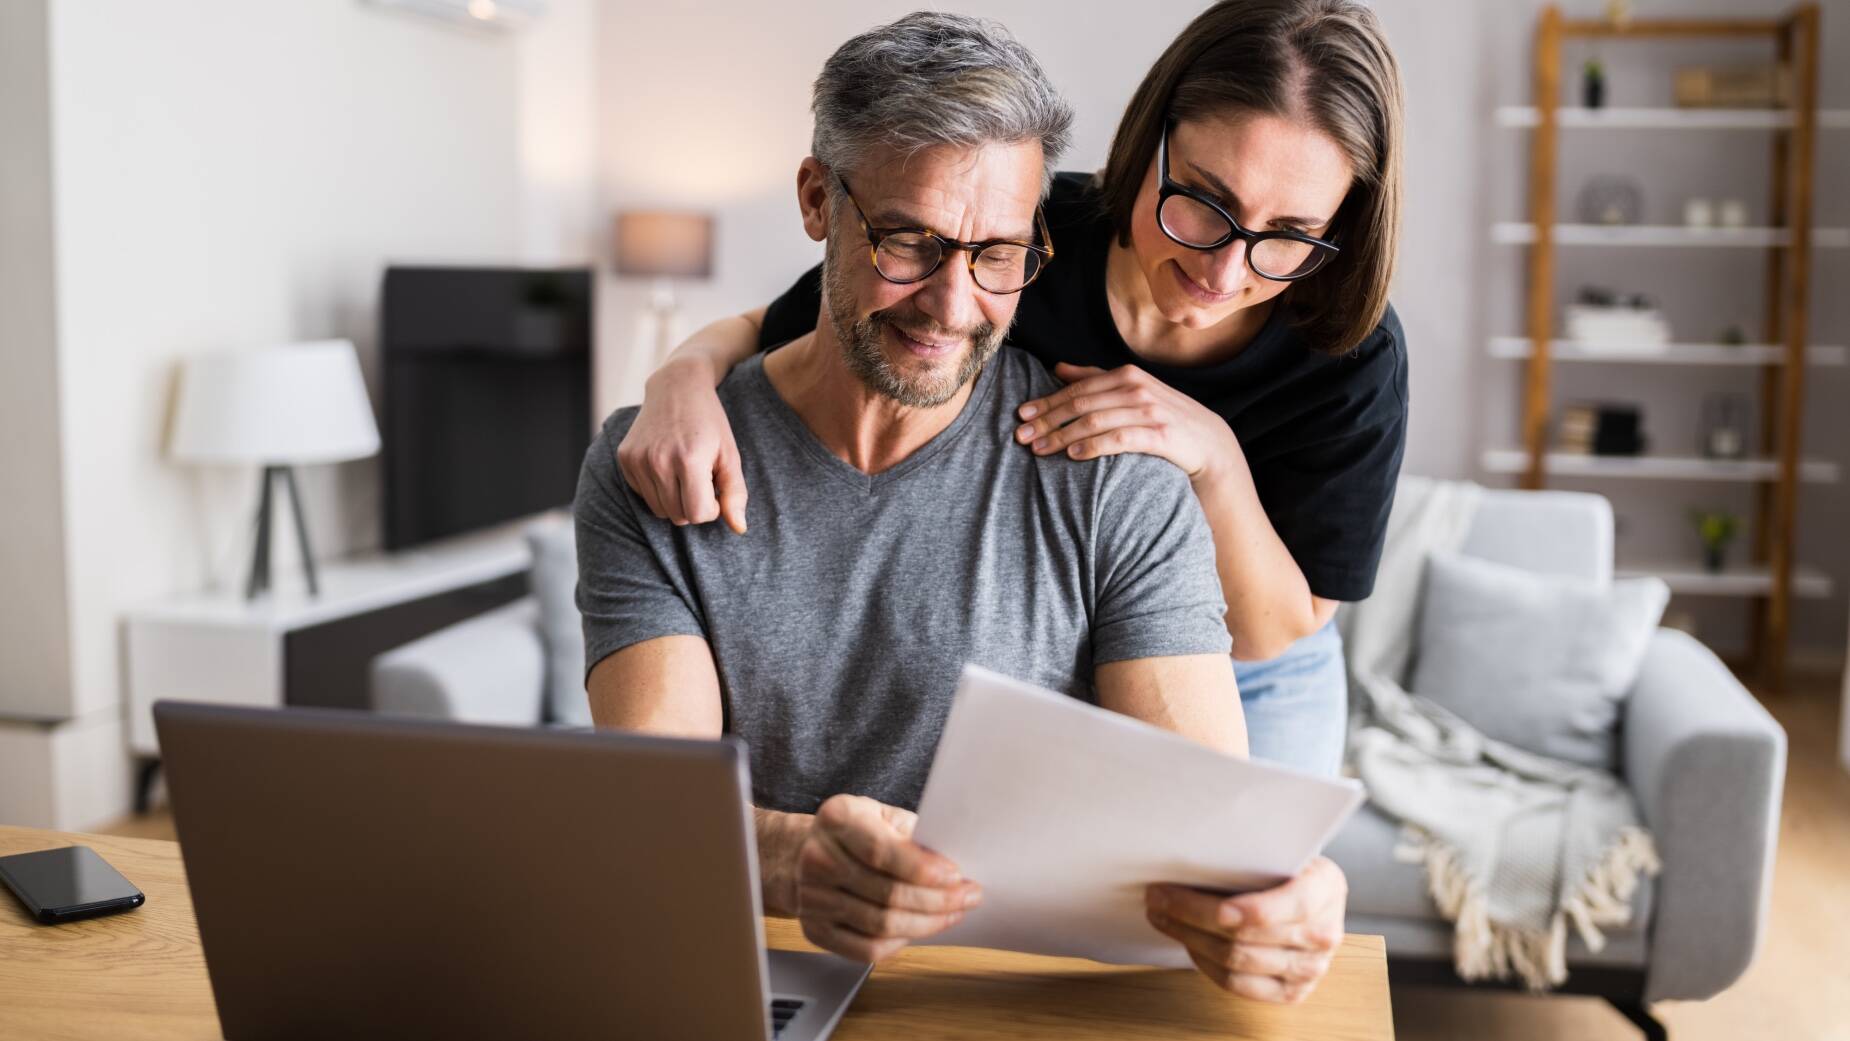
[873,232,1042,294]
[1157,194,1326,279]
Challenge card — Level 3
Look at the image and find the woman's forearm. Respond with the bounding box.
[1192,450,1330,662]
[652,307,767,391]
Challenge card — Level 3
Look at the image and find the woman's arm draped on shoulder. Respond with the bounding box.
[615,306,765,534]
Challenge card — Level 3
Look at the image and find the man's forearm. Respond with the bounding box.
[754,806,811,917]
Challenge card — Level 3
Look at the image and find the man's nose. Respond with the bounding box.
[908,251,984,334]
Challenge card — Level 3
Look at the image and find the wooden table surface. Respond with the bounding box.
[0,825,1393,1040]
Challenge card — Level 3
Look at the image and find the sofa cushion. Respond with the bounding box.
[526,516,589,727]
[1327,804,1653,939]
[1411,551,1668,771]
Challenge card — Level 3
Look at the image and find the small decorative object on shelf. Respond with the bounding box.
[1682,196,1715,228]
[1719,324,1749,347]
[1576,176,1644,225]
[1699,393,1750,460]
[1566,286,1670,349]
[1604,0,1632,28]
[1583,58,1606,109]
[1558,401,1647,456]
[1718,198,1750,229]
[1674,65,1789,108]
[1690,510,1740,574]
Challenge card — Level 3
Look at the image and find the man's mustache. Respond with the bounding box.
[866,306,995,348]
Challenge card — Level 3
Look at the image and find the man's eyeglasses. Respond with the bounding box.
[1156,123,1339,282]
[834,175,1053,295]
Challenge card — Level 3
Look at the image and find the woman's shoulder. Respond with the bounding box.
[1271,299,1408,422]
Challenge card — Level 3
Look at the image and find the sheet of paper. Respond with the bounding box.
[911,664,1365,968]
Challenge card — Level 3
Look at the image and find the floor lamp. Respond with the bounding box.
[614,210,714,364]
[170,340,381,599]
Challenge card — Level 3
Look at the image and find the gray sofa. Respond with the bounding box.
[370,489,1784,1038]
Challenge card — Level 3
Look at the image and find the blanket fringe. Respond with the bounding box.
[1402,825,1662,992]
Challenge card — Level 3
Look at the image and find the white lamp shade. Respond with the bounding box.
[170,340,381,464]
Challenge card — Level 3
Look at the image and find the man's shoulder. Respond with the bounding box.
[987,347,1196,504]
[593,403,643,457]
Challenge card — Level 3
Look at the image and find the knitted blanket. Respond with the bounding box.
[1339,477,1660,989]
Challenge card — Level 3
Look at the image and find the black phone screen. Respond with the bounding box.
[0,846,145,922]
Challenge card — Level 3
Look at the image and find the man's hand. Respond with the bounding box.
[1145,856,1348,1003]
[791,794,983,963]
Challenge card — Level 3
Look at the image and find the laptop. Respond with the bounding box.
[154,702,870,1041]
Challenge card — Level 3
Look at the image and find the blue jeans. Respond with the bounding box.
[1232,619,1348,777]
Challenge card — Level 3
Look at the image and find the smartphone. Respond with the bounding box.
[0,845,146,924]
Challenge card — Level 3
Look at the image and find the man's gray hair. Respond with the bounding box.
[811,12,1073,194]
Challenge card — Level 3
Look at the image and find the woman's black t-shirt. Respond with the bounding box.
[758,172,1408,602]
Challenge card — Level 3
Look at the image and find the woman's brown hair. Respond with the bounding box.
[1099,0,1403,356]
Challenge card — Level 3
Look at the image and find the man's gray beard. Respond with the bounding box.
[823,242,1006,409]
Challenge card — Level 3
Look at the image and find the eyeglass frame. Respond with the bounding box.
[832,174,1054,295]
[1155,122,1340,282]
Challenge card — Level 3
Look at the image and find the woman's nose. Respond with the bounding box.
[1198,238,1252,295]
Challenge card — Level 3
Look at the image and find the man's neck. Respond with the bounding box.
[762,317,979,476]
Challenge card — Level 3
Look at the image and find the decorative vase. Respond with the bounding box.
[1703,545,1727,574]
[1583,66,1606,109]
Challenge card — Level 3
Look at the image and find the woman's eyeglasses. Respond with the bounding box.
[1155,123,1339,282]
[835,175,1054,295]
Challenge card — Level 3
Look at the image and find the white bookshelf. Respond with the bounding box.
[1496,106,1850,130]
[1618,563,1834,599]
[1480,449,1840,484]
[1492,223,1850,247]
[1487,337,1848,366]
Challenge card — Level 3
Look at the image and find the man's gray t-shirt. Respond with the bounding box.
[575,346,1230,814]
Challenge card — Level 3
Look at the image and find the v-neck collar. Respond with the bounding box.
[744,350,1002,494]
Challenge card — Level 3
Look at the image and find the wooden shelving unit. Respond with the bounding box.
[1497,5,1834,690]
[1487,336,1847,366]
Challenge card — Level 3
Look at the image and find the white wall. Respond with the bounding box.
[593,0,1847,661]
[0,0,534,826]
[0,0,75,721]
[44,0,525,728]
[515,0,600,266]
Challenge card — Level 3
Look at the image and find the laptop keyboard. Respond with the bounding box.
[770,997,806,1038]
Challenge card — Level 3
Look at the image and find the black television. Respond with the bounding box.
[380,266,593,551]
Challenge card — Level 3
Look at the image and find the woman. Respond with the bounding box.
[620,0,1407,783]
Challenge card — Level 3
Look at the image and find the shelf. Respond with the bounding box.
[1481,449,1840,484]
[1492,223,1850,247]
[1496,106,1850,130]
[1617,563,1834,599]
[1488,337,1848,366]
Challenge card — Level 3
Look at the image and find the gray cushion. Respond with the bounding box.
[1411,552,1668,771]
[526,516,589,727]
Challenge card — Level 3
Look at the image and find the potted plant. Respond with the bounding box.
[1583,58,1606,109]
[1690,510,1740,573]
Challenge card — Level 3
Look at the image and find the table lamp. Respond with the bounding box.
[614,210,714,362]
[170,340,381,600]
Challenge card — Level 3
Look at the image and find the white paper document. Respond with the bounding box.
[911,665,1365,968]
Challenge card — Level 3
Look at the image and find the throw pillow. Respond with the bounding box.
[526,516,590,727]
[1411,551,1669,771]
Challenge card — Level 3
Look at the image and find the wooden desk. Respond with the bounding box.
[0,826,1393,1040]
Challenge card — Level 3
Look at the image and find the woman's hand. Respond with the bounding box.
[1145,856,1348,1004]
[1015,362,1238,485]
[616,359,749,534]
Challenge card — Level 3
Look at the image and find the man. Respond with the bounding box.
[577,12,1343,1004]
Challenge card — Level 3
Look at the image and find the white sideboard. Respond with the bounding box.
[124,526,533,791]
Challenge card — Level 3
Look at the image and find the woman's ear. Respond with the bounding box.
[796,158,832,243]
